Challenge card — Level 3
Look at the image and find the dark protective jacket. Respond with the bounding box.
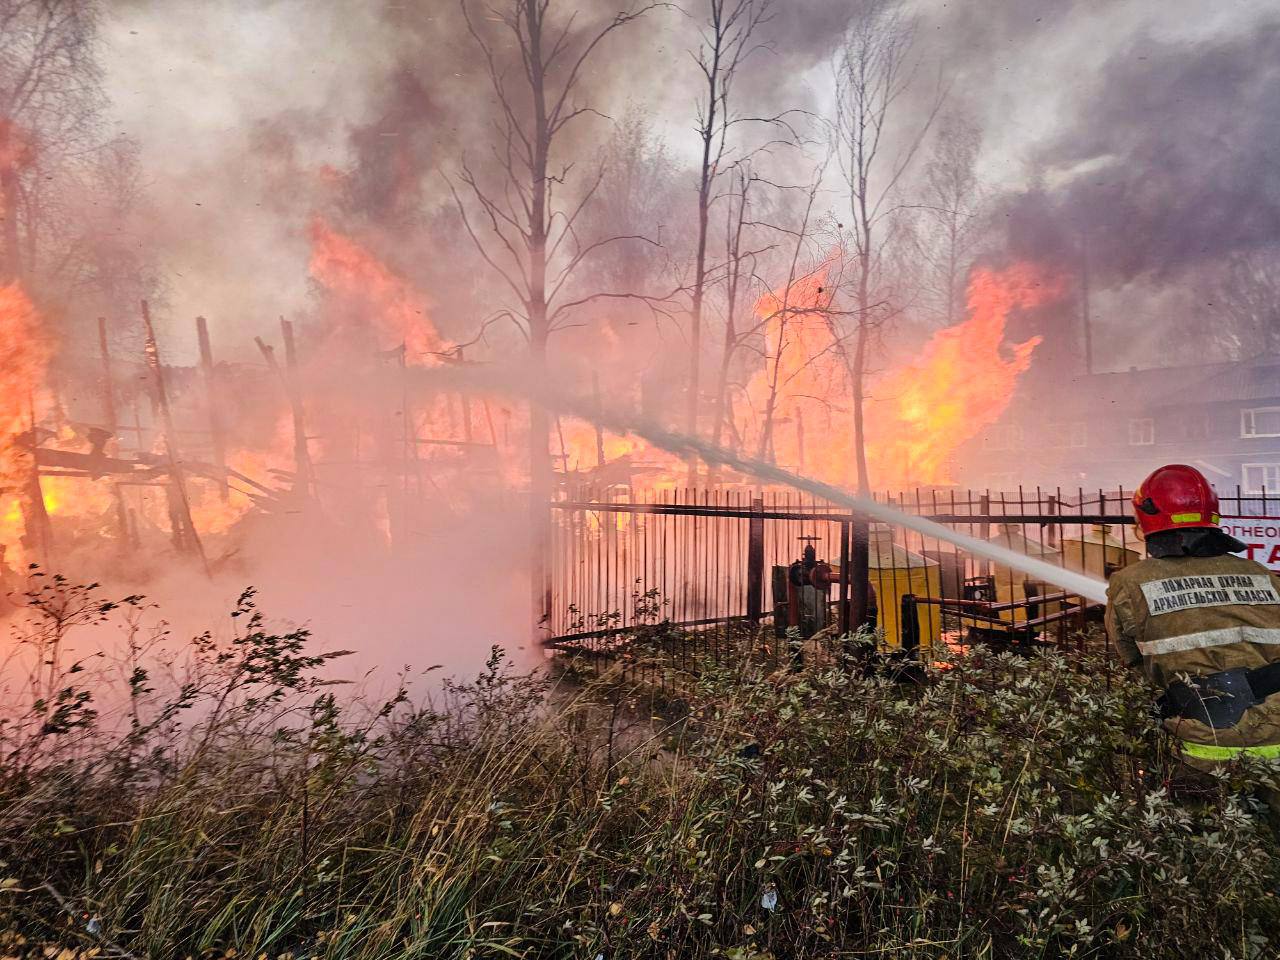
[1105,543,1280,760]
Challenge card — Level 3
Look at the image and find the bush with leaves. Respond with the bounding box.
[1,582,1278,959]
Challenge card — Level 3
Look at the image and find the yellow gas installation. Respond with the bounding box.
[867,526,942,651]
[1061,524,1140,579]
[771,526,941,651]
[962,522,1066,629]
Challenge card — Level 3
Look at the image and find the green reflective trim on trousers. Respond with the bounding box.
[1179,740,1280,761]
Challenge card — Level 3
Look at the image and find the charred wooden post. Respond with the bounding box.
[19,402,53,561]
[457,346,474,444]
[848,518,871,637]
[98,316,134,551]
[256,328,314,505]
[592,371,606,469]
[48,368,69,431]
[141,300,208,571]
[746,497,765,625]
[195,316,229,500]
[838,520,852,635]
[554,415,569,474]
[281,320,315,502]
[483,400,499,447]
[97,317,117,434]
[131,397,145,453]
[900,593,921,659]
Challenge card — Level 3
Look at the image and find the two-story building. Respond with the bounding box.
[958,357,1280,494]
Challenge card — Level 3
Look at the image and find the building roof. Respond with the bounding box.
[1065,357,1280,409]
[1190,361,1280,404]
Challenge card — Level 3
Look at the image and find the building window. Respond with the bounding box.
[1243,463,1280,493]
[1241,407,1280,438]
[1046,422,1086,448]
[1182,413,1210,441]
[1128,418,1154,446]
[983,425,1022,451]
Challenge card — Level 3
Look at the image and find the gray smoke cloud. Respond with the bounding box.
[99,0,1280,324]
[1000,15,1280,288]
[17,0,1270,679]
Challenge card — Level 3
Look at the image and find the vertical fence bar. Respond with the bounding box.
[838,520,851,636]
[901,594,920,659]
[747,497,765,626]
[849,513,870,635]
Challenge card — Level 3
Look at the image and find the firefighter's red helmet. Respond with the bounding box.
[1132,464,1221,536]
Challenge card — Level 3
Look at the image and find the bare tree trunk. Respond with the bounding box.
[852,239,872,495]
[687,0,771,481]
[592,371,606,468]
[528,327,553,631]
[920,113,982,327]
[945,217,958,326]
[0,154,21,282]
[524,0,555,631]
[835,1,940,636]
[709,168,751,482]
[686,29,720,479]
[757,312,788,463]
[0,119,20,281]
[847,216,873,637]
[457,0,655,637]
[707,315,736,468]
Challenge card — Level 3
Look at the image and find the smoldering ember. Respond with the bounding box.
[2,2,1280,958]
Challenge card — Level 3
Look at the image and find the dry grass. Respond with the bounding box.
[2,576,1279,959]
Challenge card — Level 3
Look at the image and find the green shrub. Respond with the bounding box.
[1,580,1277,959]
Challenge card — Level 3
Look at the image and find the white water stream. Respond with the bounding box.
[414,365,1114,604]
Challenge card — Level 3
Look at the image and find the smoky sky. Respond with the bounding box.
[97,0,1280,362]
[999,15,1280,287]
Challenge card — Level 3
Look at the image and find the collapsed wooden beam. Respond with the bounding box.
[280,319,315,502]
[141,300,209,573]
[196,315,229,500]
[255,326,314,505]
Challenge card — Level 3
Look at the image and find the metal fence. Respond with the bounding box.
[545,485,1279,680]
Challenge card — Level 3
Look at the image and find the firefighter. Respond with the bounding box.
[1105,464,1280,806]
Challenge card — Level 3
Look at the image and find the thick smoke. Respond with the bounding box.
[102,0,1280,330]
[33,0,1273,681]
[1001,17,1280,289]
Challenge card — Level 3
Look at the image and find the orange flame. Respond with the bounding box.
[741,259,1060,490]
[188,413,297,534]
[0,284,52,549]
[0,119,35,175]
[866,263,1059,486]
[308,217,449,361]
[558,418,649,474]
[742,254,845,470]
[0,284,51,493]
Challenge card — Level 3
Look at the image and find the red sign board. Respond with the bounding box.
[1222,517,1280,572]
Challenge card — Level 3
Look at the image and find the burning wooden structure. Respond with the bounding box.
[4,300,504,575]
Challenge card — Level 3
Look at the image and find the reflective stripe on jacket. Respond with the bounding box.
[1104,552,1280,753]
